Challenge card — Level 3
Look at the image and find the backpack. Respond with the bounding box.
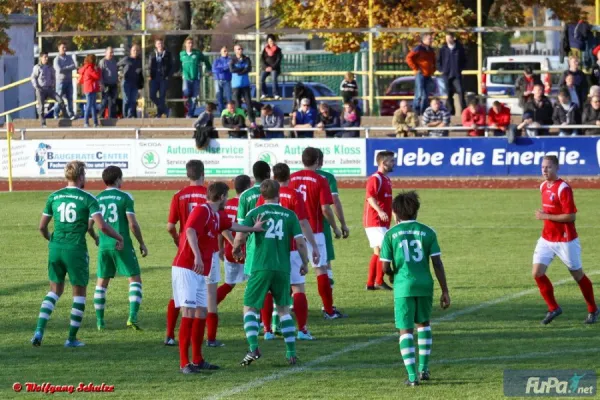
[249,125,266,139]
[194,126,217,149]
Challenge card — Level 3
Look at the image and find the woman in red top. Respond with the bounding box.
[78,54,101,127]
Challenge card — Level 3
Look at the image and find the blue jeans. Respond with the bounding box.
[183,79,200,117]
[122,81,138,118]
[84,92,98,125]
[265,131,284,138]
[413,72,435,116]
[261,70,280,97]
[214,80,232,114]
[54,81,74,117]
[100,84,118,118]
[150,78,168,117]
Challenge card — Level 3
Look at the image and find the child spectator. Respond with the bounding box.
[461,98,486,137]
[78,54,102,128]
[193,102,215,129]
[340,72,359,104]
[340,102,361,137]
[487,101,511,136]
[392,100,419,137]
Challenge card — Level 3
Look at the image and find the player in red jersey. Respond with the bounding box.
[257,163,320,339]
[533,155,598,325]
[364,151,395,291]
[172,182,265,373]
[290,147,345,320]
[164,160,207,346]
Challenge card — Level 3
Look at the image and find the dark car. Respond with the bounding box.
[380,76,445,116]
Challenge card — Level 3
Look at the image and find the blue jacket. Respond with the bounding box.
[212,56,232,81]
[294,108,317,126]
[229,55,252,88]
[437,42,466,79]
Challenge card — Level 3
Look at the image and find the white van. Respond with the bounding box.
[482,55,568,114]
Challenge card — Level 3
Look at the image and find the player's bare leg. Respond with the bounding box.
[165,297,180,346]
[241,306,262,366]
[399,328,419,386]
[127,275,142,330]
[64,285,87,347]
[277,304,298,364]
[532,263,562,325]
[292,283,312,340]
[206,282,224,347]
[94,278,111,331]
[178,306,197,373]
[32,282,65,347]
[569,268,599,324]
[415,322,432,381]
[193,305,219,370]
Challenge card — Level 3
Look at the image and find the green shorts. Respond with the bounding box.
[394,296,433,330]
[323,220,335,262]
[243,270,291,310]
[97,247,140,279]
[48,247,89,287]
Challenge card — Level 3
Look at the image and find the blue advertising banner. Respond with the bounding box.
[366,137,600,177]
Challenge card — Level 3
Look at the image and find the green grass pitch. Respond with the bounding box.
[1,188,599,399]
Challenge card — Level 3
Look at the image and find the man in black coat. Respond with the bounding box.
[437,33,467,116]
[148,39,173,118]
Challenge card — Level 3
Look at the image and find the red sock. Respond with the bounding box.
[217,283,234,304]
[367,254,378,286]
[293,292,309,333]
[261,292,274,333]
[206,312,218,342]
[191,317,206,365]
[577,275,598,313]
[178,317,193,368]
[317,274,334,315]
[166,299,180,339]
[375,258,384,286]
[535,275,560,312]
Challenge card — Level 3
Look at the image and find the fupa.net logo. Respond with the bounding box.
[504,369,597,397]
[526,373,593,395]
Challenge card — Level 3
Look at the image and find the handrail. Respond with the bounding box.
[0,78,31,93]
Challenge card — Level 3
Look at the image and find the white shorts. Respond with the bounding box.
[290,251,305,285]
[171,266,207,308]
[365,227,388,248]
[224,260,248,284]
[206,253,221,285]
[307,232,327,268]
[533,237,582,271]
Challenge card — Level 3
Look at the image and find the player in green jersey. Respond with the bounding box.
[380,191,450,386]
[233,180,310,366]
[88,166,148,331]
[32,161,124,348]
[236,161,271,275]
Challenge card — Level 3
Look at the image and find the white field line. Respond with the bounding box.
[207,270,600,400]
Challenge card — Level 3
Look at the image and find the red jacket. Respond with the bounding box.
[487,104,511,130]
[461,106,486,136]
[78,64,101,94]
[406,44,436,77]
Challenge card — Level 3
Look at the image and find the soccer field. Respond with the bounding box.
[1,188,599,399]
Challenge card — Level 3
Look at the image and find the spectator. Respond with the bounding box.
[591,50,600,86]
[260,104,284,138]
[180,37,211,118]
[260,34,282,100]
[340,102,361,137]
[221,101,247,138]
[437,33,467,115]
[340,71,359,104]
[291,98,317,138]
[589,85,600,100]
[292,82,317,111]
[98,47,118,119]
[406,32,436,116]
[461,98,486,137]
[559,56,588,108]
[515,66,542,109]
[553,89,581,136]
[230,44,256,126]
[487,101,511,136]
[78,54,101,128]
[212,46,232,114]
[31,52,74,127]
[53,42,77,119]
[148,38,173,118]
[118,44,143,118]
[316,103,341,138]
[193,102,215,129]
[392,100,419,137]
[560,72,581,107]
[582,95,600,135]
[517,84,553,136]
[422,97,451,137]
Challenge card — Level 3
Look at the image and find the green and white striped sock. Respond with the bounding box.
[417,326,432,372]
[271,309,280,334]
[128,282,142,324]
[93,286,106,325]
[68,296,86,341]
[35,292,60,334]
[399,333,417,382]
[280,314,296,358]
[244,312,259,351]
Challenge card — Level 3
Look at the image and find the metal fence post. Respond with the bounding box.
[6,115,14,192]
[477,0,483,95]
[367,0,375,116]
[141,0,147,118]
[255,0,261,102]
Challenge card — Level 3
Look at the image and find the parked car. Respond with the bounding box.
[380,76,445,116]
[251,82,343,114]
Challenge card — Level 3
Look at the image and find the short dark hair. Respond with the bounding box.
[186,160,204,181]
[533,83,544,90]
[302,147,320,167]
[376,150,395,165]
[468,98,478,107]
[252,160,271,182]
[492,100,502,107]
[58,41,67,48]
[272,163,290,183]
[315,148,324,167]
[40,52,48,58]
[392,191,421,221]
[260,179,280,200]
[524,66,533,75]
[102,165,123,186]
[543,155,559,166]
[205,102,216,112]
[262,104,272,112]
[234,174,252,195]
[430,97,441,104]
[207,181,229,202]
[266,34,277,42]
[226,101,236,108]
[558,88,571,99]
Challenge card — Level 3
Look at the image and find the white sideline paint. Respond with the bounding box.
[207,271,600,400]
